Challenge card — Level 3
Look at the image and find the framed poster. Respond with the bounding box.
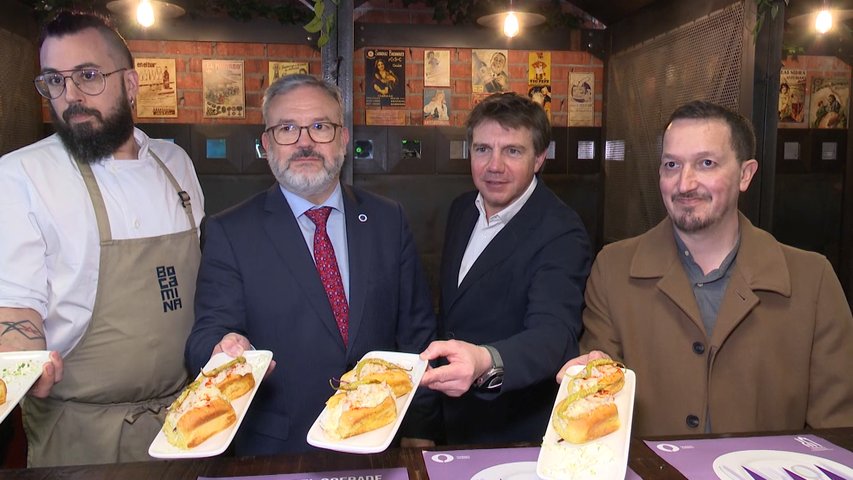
[269,61,309,84]
[423,88,450,125]
[135,58,177,118]
[424,49,450,87]
[779,68,807,125]
[202,59,245,119]
[569,71,594,126]
[810,77,849,129]
[472,49,508,94]
[366,49,405,107]
[528,85,552,121]
[529,51,551,86]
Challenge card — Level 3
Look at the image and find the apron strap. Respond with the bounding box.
[77,161,113,244]
[75,148,197,243]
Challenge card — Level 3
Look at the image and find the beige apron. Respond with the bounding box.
[22,153,200,467]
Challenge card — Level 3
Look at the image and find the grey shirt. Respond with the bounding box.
[673,233,740,338]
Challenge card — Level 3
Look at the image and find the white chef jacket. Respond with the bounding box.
[0,128,205,356]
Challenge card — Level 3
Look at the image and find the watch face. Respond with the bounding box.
[484,374,503,389]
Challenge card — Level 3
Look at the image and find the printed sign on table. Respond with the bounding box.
[422,447,641,479]
[646,434,853,480]
[199,467,408,480]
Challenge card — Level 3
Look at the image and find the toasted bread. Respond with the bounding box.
[320,382,397,440]
[163,384,237,449]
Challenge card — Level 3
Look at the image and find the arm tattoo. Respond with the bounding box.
[0,320,45,341]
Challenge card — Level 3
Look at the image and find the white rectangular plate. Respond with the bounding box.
[306,350,427,454]
[0,350,50,423]
[537,364,636,480]
[148,349,273,459]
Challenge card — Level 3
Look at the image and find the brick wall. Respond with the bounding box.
[354,47,604,127]
[41,40,321,125]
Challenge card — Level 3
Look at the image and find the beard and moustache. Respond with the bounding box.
[50,84,135,164]
[670,192,718,233]
[268,146,344,198]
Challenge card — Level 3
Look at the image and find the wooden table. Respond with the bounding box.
[4,427,851,479]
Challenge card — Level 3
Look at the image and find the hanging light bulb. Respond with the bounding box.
[503,11,520,37]
[815,9,833,33]
[137,0,155,27]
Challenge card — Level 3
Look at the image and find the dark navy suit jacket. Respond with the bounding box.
[186,184,436,455]
[439,181,591,444]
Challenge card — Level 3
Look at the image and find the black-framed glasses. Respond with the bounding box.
[33,67,128,99]
[264,122,341,146]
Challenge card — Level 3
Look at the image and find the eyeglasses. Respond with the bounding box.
[33,68,128,99]
[264,122,341,146]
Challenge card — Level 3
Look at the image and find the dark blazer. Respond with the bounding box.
[186,184,436,455]
[439,181,591,444]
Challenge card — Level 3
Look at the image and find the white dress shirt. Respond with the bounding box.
[458,177,538,286]
[280,183,350,301]
[0,129,205,355]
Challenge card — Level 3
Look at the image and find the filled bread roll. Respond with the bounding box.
[0,378,6,405]
[202,356,255,401]
[163,383,237,449]
[320,382,397,440]
[340,358,413,397]
[553,359,625,444]
[553,394,620,444]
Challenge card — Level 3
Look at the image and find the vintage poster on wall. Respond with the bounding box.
[366,49,405,107]
[528,85,552,121]
[810,77,849,129]
[423,88,450,125]
[202,59,245,119]
[135,58,177,118]
[269,61,309,84]
[424,49,450,87]
[528,51,551,86]
[472,49,509,94]
[568,71,594,126]
[779,68,807,125]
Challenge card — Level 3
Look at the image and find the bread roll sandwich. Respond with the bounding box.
[0,378,6,405]
[163,355,254,449]
[201,356,255,401]
[339,358,413,397]
[163,382,237,449]
[319,381,397,440]
[553,359,625,444]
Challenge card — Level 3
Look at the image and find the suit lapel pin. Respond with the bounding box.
[358,213,367,223]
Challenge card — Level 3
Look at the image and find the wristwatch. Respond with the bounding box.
[473,345,504,390]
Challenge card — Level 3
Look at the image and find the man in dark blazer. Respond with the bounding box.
[186,74,436,455]
[420,93,591,444]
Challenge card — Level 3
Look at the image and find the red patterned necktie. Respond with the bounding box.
[305,207,349,344]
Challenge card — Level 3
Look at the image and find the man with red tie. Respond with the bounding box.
[186,74,437,454]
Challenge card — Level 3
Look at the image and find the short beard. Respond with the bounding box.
[51,89,135,164]
[269,147,342,198]
[672,209,714,233]
[670,194,714,233]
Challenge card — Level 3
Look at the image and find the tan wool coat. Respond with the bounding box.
[580,213,853,436]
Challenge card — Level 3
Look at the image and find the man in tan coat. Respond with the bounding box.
[560,100,853,436]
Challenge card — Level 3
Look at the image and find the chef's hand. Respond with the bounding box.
[419,340,492,397]
[30,351,63,398]
[556,350,610,383]
[212,333,276,378]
